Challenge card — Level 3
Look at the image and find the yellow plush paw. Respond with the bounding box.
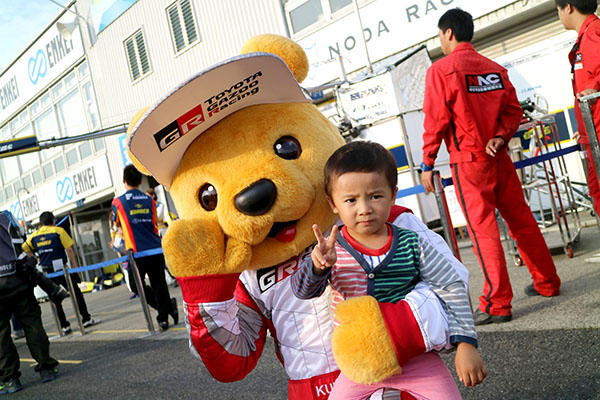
[163,219,252,277]
[332,296,401,384]
[162,218,225,277]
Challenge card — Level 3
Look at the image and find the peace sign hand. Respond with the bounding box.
[311,224,338,275]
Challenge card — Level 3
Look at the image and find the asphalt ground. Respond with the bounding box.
[7,216,600,399]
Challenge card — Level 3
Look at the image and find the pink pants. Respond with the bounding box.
[328,352,461,400]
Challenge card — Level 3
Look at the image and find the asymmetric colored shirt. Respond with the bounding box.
[23,225,74,269]
[291,223,477,347]
[111,189,161,252]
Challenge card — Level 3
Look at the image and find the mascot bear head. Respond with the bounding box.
[127,34,344,276]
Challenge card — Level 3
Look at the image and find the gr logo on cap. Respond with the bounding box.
[128,53,310,189]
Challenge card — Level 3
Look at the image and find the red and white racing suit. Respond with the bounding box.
[177,206,468,399]
[569,14,600,216]
[422,42,561,316]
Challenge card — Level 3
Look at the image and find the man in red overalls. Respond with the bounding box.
[420,8,561,325]
[556,0,600,263]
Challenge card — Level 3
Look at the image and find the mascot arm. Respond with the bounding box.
[179,273,271,382]
[417,238,478,347]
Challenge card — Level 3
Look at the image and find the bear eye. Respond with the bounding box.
[198,183,217,211]
[274,136,302,160]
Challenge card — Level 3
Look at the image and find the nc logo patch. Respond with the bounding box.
[56,177,74,203]
[466,73,504,93]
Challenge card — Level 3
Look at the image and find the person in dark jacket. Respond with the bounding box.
[0,210,60,394]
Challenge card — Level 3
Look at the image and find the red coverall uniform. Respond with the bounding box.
[422,42,561,316]
[569,14,600,216]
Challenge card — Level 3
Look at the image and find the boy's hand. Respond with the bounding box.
[455,342,487,387]
[311,224,338,275]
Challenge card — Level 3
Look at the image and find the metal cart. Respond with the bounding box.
[499,116,582,266]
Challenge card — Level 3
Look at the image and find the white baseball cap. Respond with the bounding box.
[128,52,310,189]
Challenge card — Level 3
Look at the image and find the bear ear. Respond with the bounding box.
[126,107,152,176]
[240,34,309,83]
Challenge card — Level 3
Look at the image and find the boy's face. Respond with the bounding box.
[327,171,397,243]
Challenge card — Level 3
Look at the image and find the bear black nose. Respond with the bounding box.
[234,179,277,216]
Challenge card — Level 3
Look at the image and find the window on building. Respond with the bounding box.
[66,148,79,166]
[32,168,42,185]
[22,175,32,190]
[289,0,324,33]
[39,92,51,109]
[0,189,4,204]
[57,88,88,136]
[285,0,353,34]
[34,108,61,161]
[42,163,54,179]
[0,125,19,183]
[77,61,89,79]
[53,156,65,173]
[14,124,40,172]
[124,29,151,81]
[64,70,77,90]
[12,109,29,131]
[81,81,100,130]
[13,181,22,196]
[52,80,65,100]
[93,138,105,152]
[166,0,199,53]
[329,0,351,13]
[5,185,13,200]
[79,141,92,159]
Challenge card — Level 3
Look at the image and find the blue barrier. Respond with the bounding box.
[46,248,164,278]
[396,144,581,199]
[133,248,164,258]
[48,145,580,275]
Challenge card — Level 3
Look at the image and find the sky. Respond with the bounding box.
[0,0,70,73]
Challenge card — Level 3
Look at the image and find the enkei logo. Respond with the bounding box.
[465,73,504,93]
[153,104,205,151]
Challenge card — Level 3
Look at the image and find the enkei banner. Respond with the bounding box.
[0,7,84,124]
[0,155,112,221]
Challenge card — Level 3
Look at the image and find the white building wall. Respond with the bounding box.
[76,0,288,130]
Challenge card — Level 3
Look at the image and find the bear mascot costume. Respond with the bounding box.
[126,34,469,399]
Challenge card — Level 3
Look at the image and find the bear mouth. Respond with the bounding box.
[268,220,298,243]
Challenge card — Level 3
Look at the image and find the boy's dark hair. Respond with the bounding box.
[324,140,397,196]
[123,164,142,187]
[555,0,597,14]
[438,8,474,42]
[39,211,55,226]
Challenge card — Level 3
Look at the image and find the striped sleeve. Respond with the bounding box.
[290,258,331,299]
[418,236,478,347]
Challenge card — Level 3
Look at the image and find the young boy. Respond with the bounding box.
[291,140,485,398]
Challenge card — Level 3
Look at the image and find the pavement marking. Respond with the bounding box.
[22,358,82,365]
[91,329,149,333]
[43,327,189,338]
